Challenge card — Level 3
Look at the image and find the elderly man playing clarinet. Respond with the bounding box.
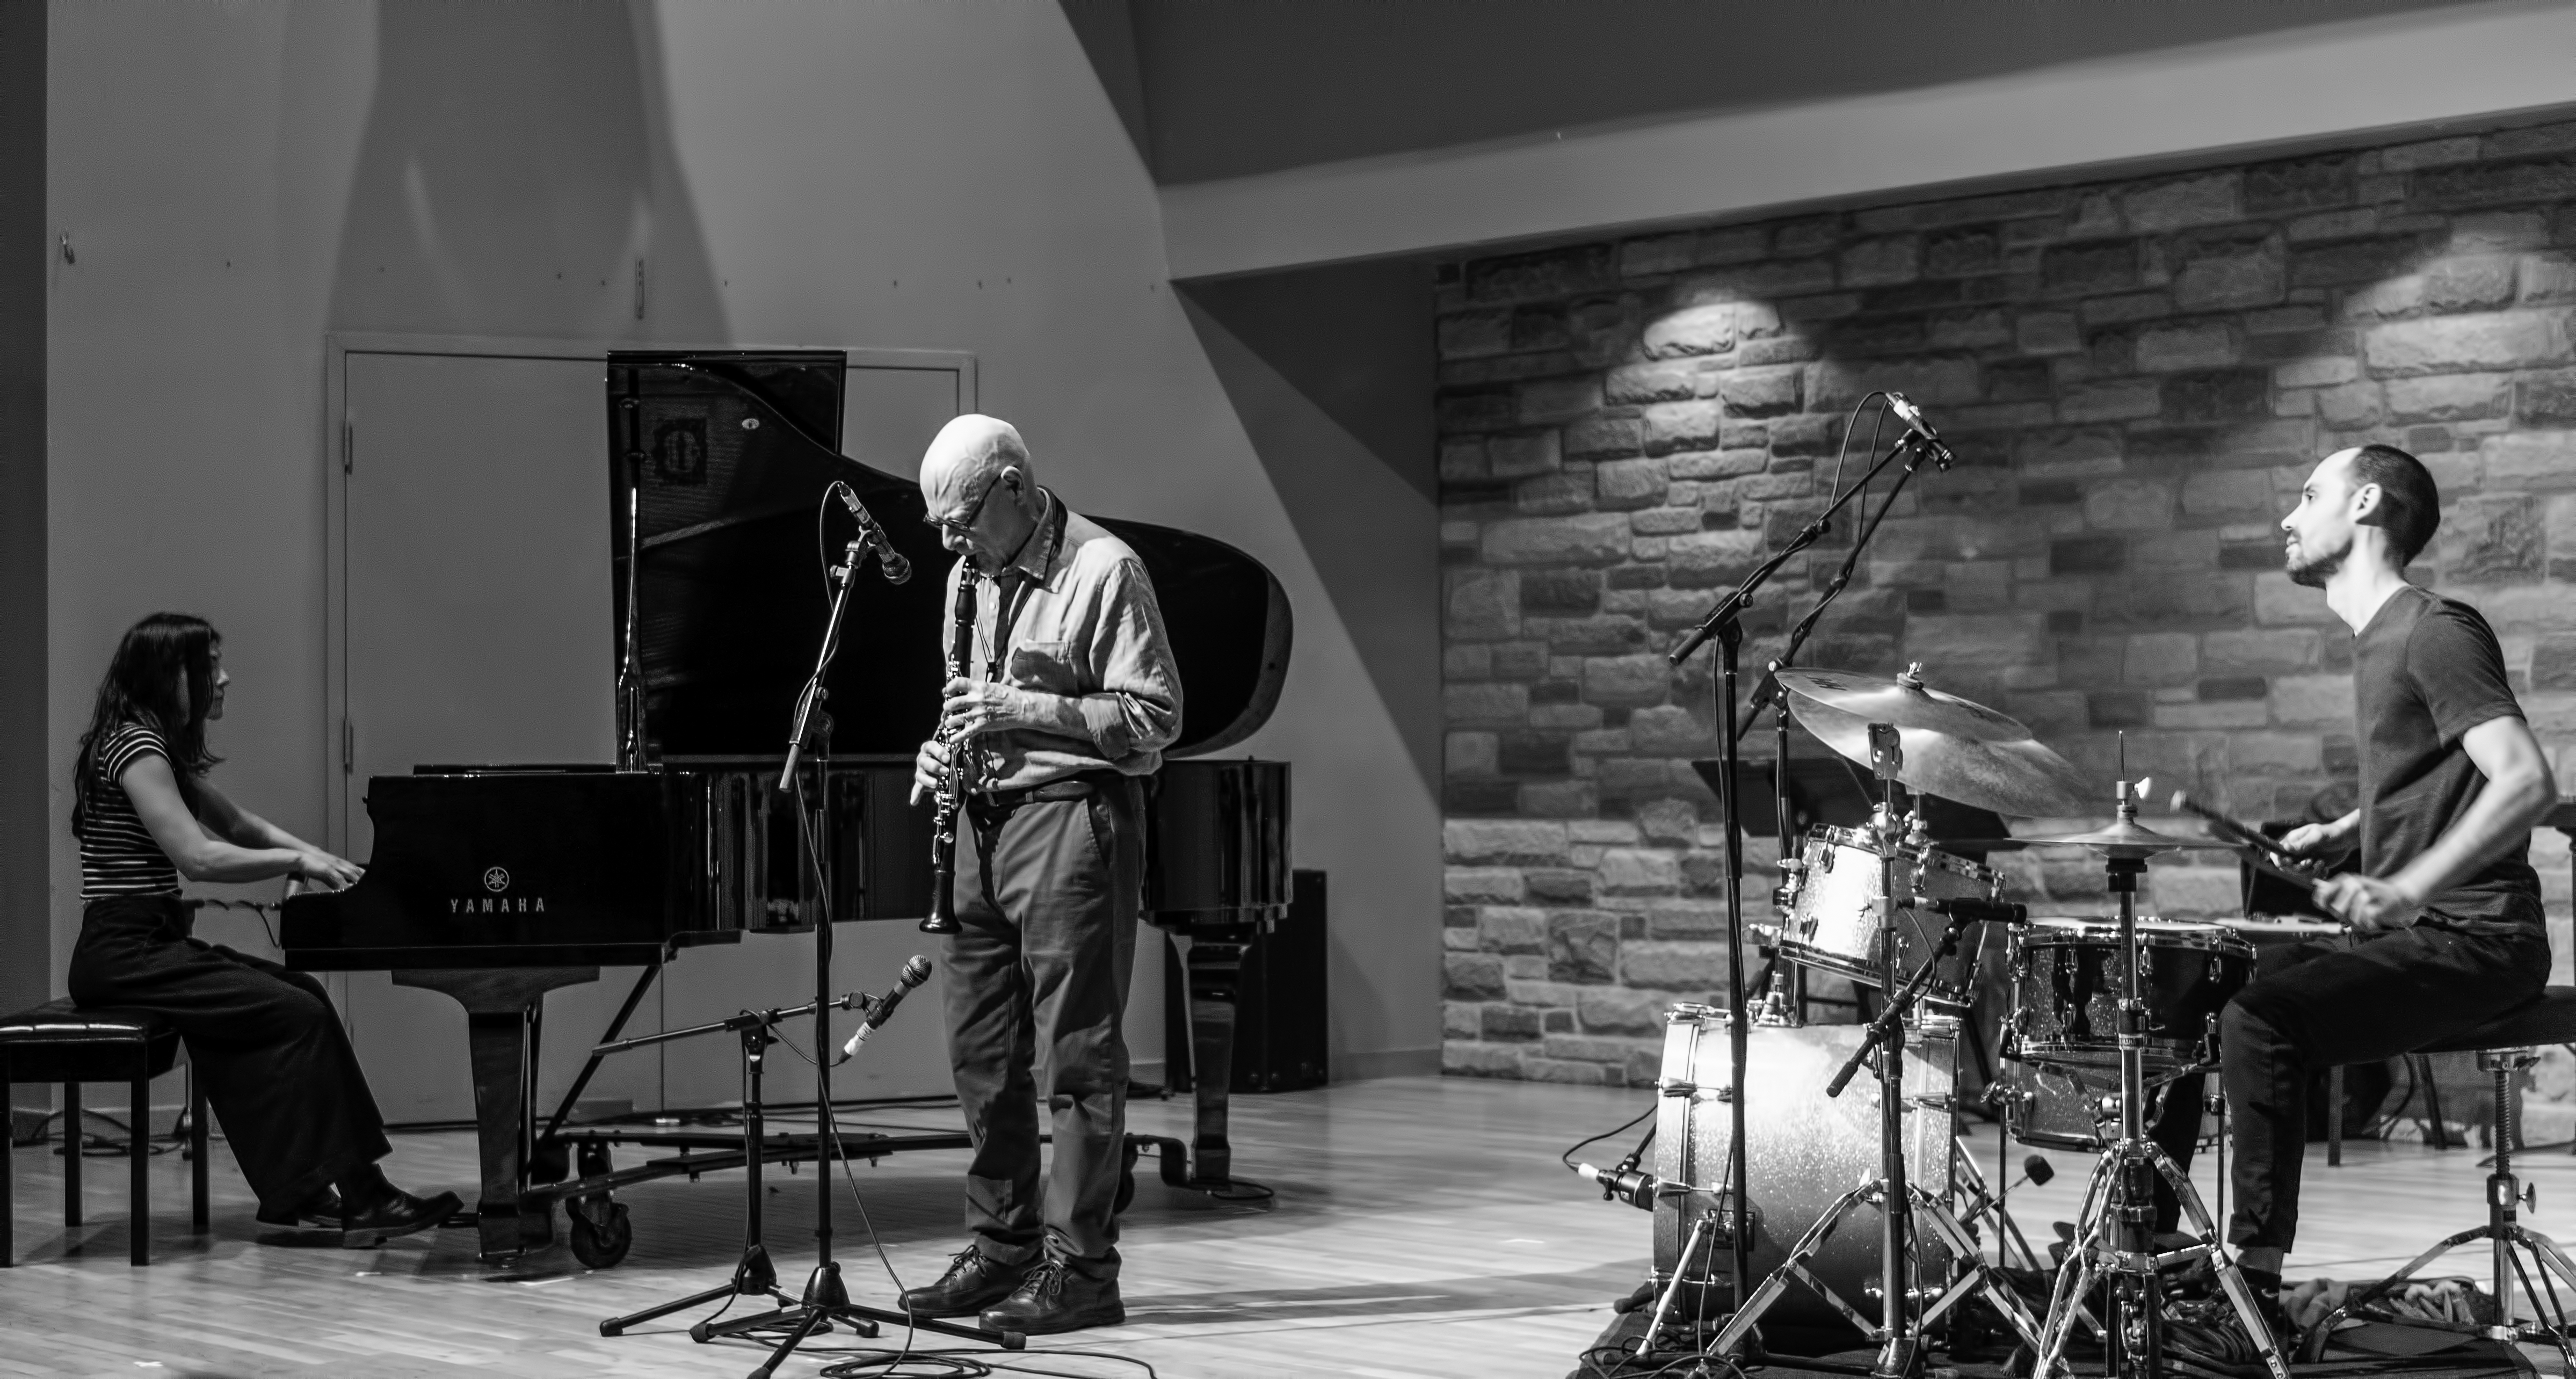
[896,415,1182,1336]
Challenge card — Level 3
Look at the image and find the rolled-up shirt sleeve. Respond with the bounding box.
[1077,556,1182,763]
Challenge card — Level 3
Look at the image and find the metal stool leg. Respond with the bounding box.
[187,1065,207,1235]
[2,1056,13,1266]
[2328,1065,2344,1166]
[129,1071,148,1266]
[62,1080,79,1228]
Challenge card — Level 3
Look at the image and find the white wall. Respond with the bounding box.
[45,1,1444,1099]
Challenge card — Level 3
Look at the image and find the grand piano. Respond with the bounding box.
[283,352,1294,1262]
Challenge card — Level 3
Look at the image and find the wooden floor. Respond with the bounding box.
[1,1076,2566,1378]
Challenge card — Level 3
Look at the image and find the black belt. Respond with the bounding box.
[974,771,1121,811]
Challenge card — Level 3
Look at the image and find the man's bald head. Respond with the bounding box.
[919,414,1044,571]
[920,415,1035,511]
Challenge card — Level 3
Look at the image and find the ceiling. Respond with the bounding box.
[1063,0,2499,186]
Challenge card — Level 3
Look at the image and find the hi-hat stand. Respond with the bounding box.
[2028,776,2289,1379]
[1694,726,2042,1376]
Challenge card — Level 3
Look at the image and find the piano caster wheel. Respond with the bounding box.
[569,1200,632,1269]
[1115,1139,1139,1215]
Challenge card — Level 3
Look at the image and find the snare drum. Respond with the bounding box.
[2008,918,2254,1075]
[1775,825,1999,996]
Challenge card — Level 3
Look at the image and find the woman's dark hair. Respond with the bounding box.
[71,613,222,838]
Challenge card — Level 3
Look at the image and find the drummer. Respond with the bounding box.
[2154,445,2557,1325]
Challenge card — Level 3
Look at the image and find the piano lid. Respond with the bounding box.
[607,352,1292,760]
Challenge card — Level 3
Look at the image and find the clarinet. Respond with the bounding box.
[919,580,979,934]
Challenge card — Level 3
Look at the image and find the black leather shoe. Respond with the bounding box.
[899,1248,1032,1318]
[255,1188,345,1229]
[339,1186,462,1249]
[979,1260,1124,1335]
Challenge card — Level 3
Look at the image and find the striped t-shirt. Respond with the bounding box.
[79,723,183,898]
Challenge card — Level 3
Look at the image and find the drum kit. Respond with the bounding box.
[1628,663,2313,1379]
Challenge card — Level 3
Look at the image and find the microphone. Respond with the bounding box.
[1573,1161,1663,1211]
[1912,895,2028,925]
[836,485,913,584]
[1883,393,1954,469]
[834,955,933,1064]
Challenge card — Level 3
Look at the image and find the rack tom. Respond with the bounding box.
[1774,825,1999,998]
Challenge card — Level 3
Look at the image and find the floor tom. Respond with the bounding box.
[1653,1006,1959,1342]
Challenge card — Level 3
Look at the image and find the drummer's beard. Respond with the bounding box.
[2285,533,2346,588]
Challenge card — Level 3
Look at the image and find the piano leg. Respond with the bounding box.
[1169,930,1245,1188]
[395,968,599,1261]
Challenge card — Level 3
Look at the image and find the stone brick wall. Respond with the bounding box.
[1439,119,2576,1093]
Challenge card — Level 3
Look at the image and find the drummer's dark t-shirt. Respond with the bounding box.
[2353,583,2541,932]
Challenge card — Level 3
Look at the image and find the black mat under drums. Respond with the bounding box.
[1566,1307,2535,1379]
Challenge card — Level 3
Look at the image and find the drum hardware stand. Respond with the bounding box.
[1738,391,1948,1026]
[593,993,866,1338]
[2302,1046,2576,1368]
[1665,396,1949,1303]
[1949,1136,2047,1274]
[1689,729,2042,1377]
[2030,776,2289,1379]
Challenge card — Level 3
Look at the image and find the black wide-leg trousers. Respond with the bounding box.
[67,895,392,1217]
[941,775,1143,1281]
[2151,919,2548,1251]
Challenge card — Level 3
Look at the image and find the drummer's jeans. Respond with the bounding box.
[2153,919,2549,1251]
[940,778,1145,1282]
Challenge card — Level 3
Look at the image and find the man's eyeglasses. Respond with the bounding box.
[924,480,996,537]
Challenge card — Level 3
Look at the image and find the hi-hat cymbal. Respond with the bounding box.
[1775,666,2031,744]
[1963,817,2239,859]
[1795,712,2095,818]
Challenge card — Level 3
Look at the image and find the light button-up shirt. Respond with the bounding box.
[944,488,1183,791]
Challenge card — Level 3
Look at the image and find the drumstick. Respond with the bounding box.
[2168,790,2325,882]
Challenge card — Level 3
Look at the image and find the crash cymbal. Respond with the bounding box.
[1775,665,2031,744]
[1795,712,2094,818]
[1971,817,2239,859]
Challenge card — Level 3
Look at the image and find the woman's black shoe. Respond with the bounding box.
[255,1187,346,1229]
[339,1186,462,1249]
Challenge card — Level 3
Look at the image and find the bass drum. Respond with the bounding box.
[1653,1007,1958,1349]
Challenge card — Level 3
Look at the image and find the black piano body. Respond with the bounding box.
[284,351,1296,1262]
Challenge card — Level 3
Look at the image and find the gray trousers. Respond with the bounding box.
[941,775,1143,1280]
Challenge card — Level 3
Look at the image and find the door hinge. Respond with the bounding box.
[341,417,353,474]
[340,717,353,774]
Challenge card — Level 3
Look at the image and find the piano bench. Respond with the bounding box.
[0,999,209,1266]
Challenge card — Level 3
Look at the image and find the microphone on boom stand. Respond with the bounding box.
[1882,391,1955,469]
[834,955,933,1064]
[835,483,912,583]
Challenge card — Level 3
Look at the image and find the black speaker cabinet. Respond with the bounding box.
[1163,868,1327,1094]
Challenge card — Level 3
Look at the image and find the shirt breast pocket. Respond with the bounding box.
[1006,640,1085,696]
